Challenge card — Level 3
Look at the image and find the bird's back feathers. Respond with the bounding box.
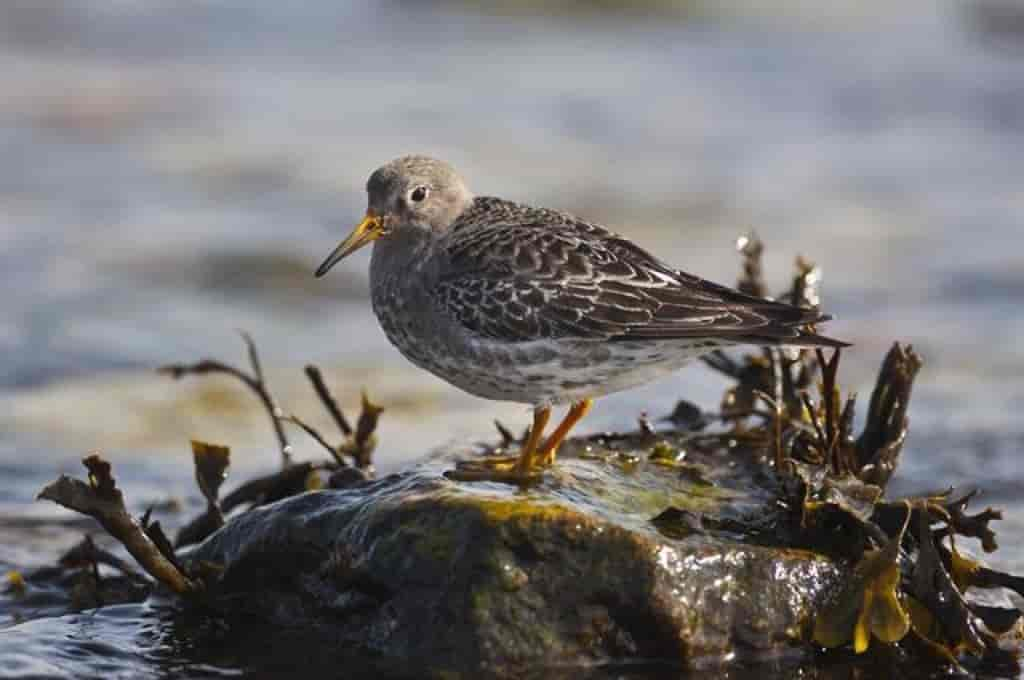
[431,197,847,349]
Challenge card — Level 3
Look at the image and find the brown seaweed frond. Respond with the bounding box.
[735,233,766,298]
[944,491,1002,554]
[794,347,1018,662]
[857,343,922,487]
[174,441,231,548]
[692,240,1023,667]
[814,502,912,652]
[37,454,199,595]
[347,391,384,471]
[907,508,989,657]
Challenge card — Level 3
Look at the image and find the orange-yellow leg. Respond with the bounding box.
[516,406,551,472]
[447,406,551,483]
[446,400,592,484]
[538,399,593,466]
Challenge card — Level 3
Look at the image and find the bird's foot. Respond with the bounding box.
[444,453,545,486]
[444,400,592,486]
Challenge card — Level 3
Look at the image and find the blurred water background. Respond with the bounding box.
[1,0,1023,677]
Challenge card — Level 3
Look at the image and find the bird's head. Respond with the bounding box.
[315,155,473,277]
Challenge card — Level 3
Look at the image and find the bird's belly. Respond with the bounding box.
[384,328,564,404]
[511,339,723,405]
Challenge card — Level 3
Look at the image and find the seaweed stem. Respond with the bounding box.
[158,332,292,467]
[37,454,199,595]
[735,233,766,298]
[59,535,147,583]
[304,365,354,437]
[282,414,347,467]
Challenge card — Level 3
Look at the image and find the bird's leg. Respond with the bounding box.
[515,406,551,472]
[446,406,551,484]
[537,399,593,466]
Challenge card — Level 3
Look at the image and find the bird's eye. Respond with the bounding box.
[409,186,428,203]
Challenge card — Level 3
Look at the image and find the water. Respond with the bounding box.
[1,0,1022,676]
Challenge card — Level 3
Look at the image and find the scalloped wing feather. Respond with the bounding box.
[434,198,846,347]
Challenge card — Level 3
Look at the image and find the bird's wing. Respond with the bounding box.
[434,202,842,346]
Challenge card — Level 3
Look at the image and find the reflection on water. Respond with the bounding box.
[0,0,1022,677]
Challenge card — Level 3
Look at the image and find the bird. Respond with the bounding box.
[315,155,847,484]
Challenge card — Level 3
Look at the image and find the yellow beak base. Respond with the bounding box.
[315,214,383,277]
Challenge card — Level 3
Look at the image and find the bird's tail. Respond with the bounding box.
[768,328,850,348]
[739,309,851,349]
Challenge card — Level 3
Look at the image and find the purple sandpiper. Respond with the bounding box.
[316,155,846,483]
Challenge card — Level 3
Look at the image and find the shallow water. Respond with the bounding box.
[1,0,1023,677]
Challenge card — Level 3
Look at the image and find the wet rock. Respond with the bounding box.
[187,432,846,676]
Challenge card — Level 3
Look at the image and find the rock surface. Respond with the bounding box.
[188,431,846,676]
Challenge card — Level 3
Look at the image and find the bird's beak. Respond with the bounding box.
[315,213,384,277]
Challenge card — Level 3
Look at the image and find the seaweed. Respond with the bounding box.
[37,454,199,595]
[813,502,911,653]
[36,334,382,593]
[174,441,230,548]
[158,331,293,467]
[684,236,1023,671]
[166,340,381,545]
